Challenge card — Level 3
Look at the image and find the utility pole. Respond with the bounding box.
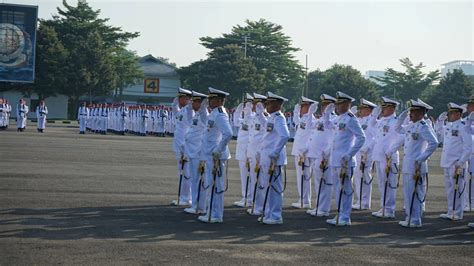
[243,35,250,58]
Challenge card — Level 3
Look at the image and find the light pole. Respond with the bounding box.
[243,35,250,58]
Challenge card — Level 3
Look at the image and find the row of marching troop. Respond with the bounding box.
[169,86,474,228]
[0,98,48,132]
[77,102,176,136]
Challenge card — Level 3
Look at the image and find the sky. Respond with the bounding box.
[8,0,474,73]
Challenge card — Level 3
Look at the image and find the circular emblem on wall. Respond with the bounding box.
[0,23,31,68]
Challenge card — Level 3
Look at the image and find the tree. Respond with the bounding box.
[307,64,379,103]
[33,23,69,99]
[374,57,440,105]
[113,49,143,100]
[42,0,140,118]
[198,19,304,100]
[179,44,265,107]
[422,69,473,117]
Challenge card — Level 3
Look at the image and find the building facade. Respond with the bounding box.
[441,60,474,76]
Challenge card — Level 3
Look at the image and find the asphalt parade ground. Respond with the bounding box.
[1,124,473,265]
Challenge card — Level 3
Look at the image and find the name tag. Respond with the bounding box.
[452,130,459,137]
[178,115,183,121]
[266,123,274,132]
[241,123,249,131]
[255,124,261,131]
[192,118,198,126]
[317,123,324,131]
[300,122,306,130]
[383,125,389,133]
[208,120,214,129]
[411,132,419,140]
[338,122,346,130]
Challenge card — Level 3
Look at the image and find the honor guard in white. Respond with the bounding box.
[16,98,29,132]
[171,88,193,206]
[465,96,474,213]
[326,92,365,226]
[371,97,402,219]
[5,99,11,129]
[233,93,254,207]
[246,93,268,215]
[390,99,438,227]
[0,98,6,130]
[291,96,318,209]
[36,100,48,133]
[119,103,128,135]
[352,98,377,210]
[254,92,290,225]
[197,87,233,223]
[437,103,472,220]
[140,105,149,136]
[306,94,337,217]
[157,106,167,137]
[183,91,209,214]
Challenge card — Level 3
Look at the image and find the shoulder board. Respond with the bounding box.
[264,112,269,117]
[218,107,223,113]
[420,120,426,125]
[275,112,281,116]
[348,112,354,118]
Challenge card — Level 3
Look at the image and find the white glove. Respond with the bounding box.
[236,103,244,114]
[438,111,447,122]
[256,103,264,115]
[200,99,208,112]
[244,102,252,116]
[269,152,279,161]
[293,104,301,116]
[455,160,465,169]
[212,150,221,160]
[309,102,319,114]
[342,154,351,163]
[324,103,335,115]
[397,109,409,124]
[372,105,382,118]
[468,111,474,121]
[350,106,358,115]
[172,97,179,107]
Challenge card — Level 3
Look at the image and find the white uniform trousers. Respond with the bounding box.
[332,166,354,223]
[443,166,466,218]
[205,158,227,220]
[309,158,332,215]
[402,173,427,226]
[246,157,258,206]
[188,158,207,212]
[465,157,474,211]
[294,156,312,205]
[237,160,251,202]
[375,160,398,215]
[37,116,46,129]
[261,164,284,221]
[176,154,192,204]
[353,157,373,209]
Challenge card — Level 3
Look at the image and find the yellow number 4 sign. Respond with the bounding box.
[144,78,160,93]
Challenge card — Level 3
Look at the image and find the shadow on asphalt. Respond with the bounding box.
[0,205,473,247]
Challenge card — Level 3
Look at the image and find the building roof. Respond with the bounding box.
[441,60,474,66]
[139,54,179,77]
